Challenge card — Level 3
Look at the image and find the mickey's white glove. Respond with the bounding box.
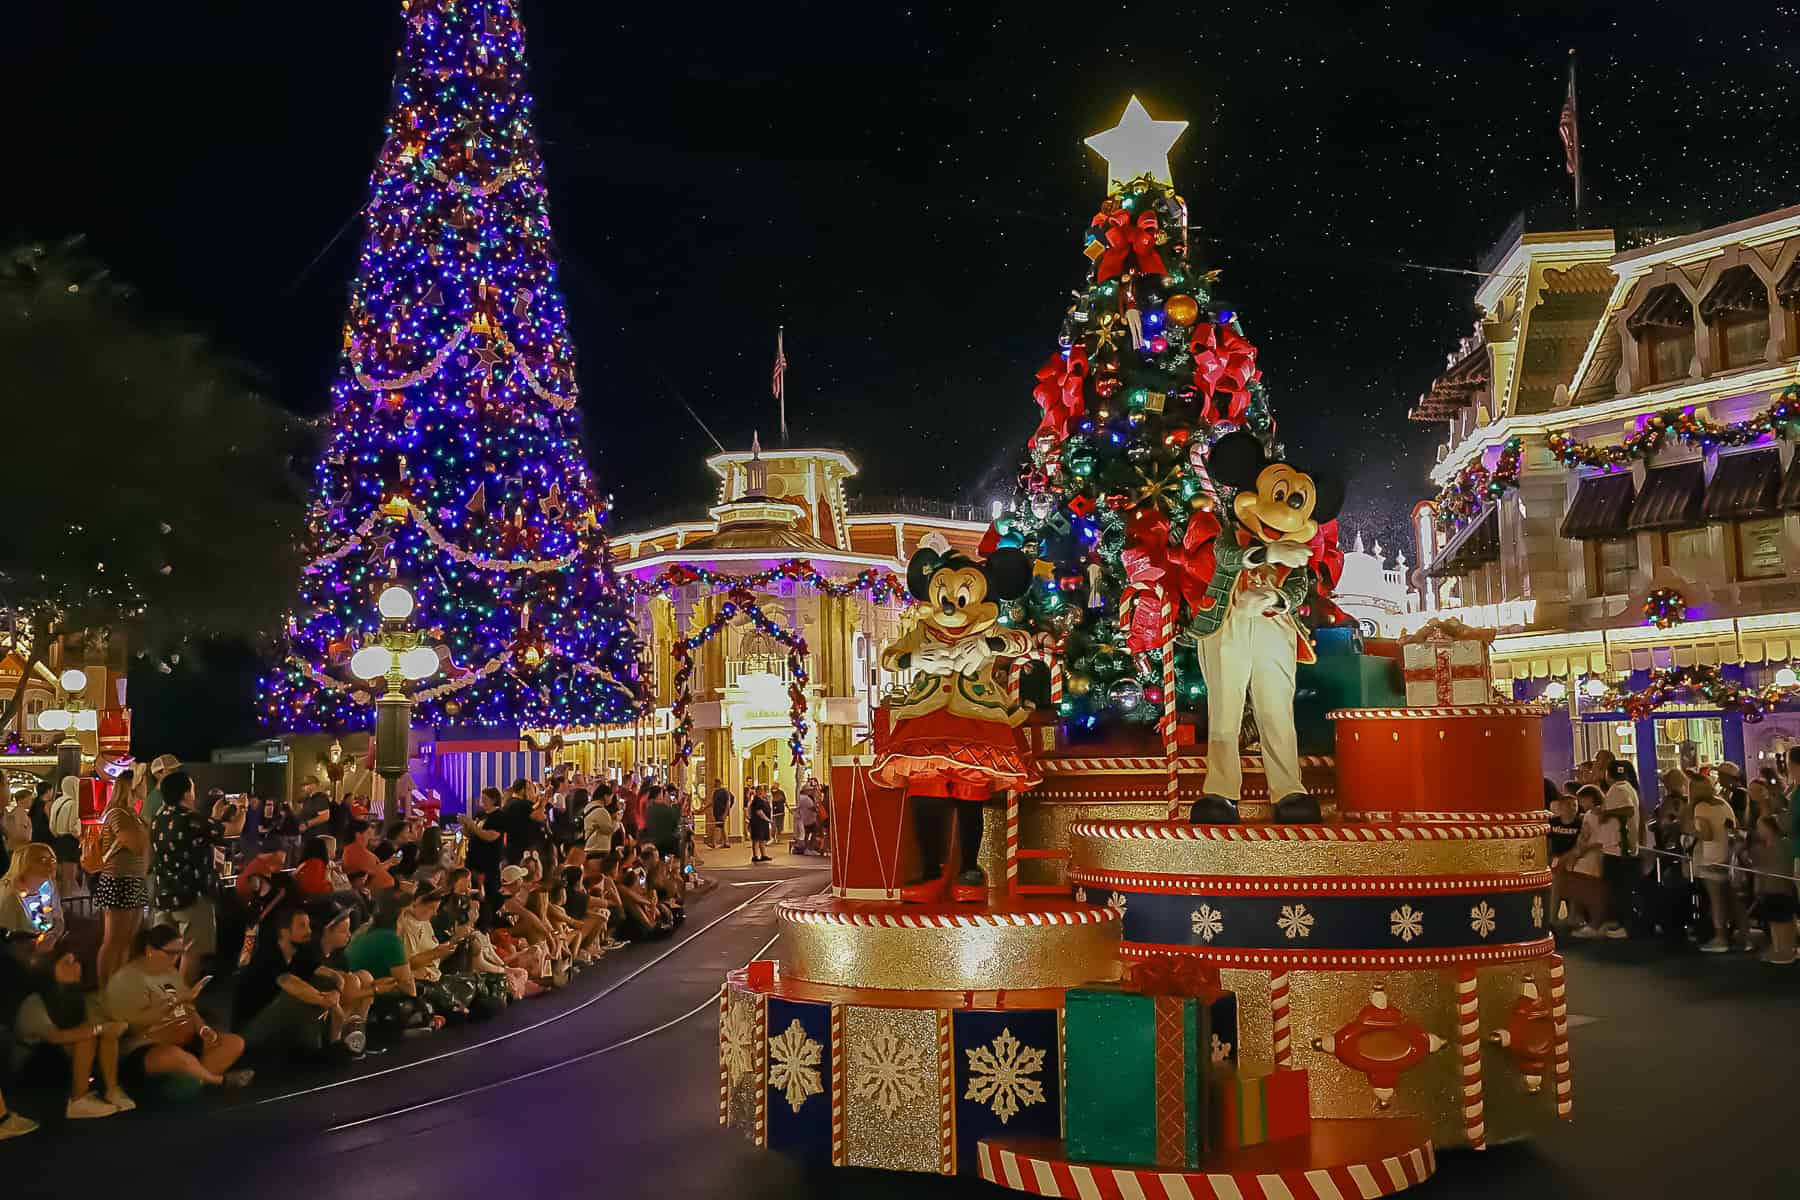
[1265,541,1314,569]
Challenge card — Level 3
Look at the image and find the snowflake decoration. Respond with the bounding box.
[964,1027,1047,1124]
[1211,1032,1233,1063]
[1390,904,1424,943]
[721,1003,756,1078]
[850,1033,927,1116]
[1107,891,1128,914]
[1190,904,1224,943]
[1531,894,1545,929]
[1074,886,1088,904]
[767,1019,824,1113]
[1469,901,1497,939]
[1276,903,1315,940]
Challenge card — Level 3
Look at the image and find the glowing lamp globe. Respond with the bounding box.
[37,710,71,732]
[1542,680,1567,701]
[75,711,98,732]
[59,668,87,693]
[351,646,392,681]
[378,585,416,621]
[1583,677,1608,699]
[399,646,441,681]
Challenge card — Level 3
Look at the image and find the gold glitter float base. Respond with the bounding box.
[776,894,1123,991]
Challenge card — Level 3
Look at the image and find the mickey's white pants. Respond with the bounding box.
[1196,602,1303,802]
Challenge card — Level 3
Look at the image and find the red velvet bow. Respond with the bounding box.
[1129,956,1224,999]
[1309,519,1344,592]
[1192,323,1260,421]
[1120,511,1211,648]
[1095,209,1168,282]
[1032,345,1089,440]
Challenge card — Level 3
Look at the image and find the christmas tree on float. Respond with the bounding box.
[261,0,645,732]
[990,97,1314,732]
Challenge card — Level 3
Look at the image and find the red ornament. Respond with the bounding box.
[1490,976,1557,1095]
[1311,983,1447,1108]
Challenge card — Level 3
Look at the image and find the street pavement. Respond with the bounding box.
[5,862,1794,1198]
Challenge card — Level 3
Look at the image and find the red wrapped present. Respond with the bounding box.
[1211,1069,1310,1148]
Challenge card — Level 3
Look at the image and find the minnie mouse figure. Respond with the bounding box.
[873,535,1040,903]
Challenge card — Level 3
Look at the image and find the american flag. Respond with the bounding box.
[772,327,788,442]
[1558,60,1580,178]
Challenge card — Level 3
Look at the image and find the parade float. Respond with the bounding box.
[720,99,1569,1196]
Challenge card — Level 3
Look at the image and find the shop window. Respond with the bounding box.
[1645,329,1689,384]
[1587,537,1638,596]
[1736,517,1786,580]
[1702,265,1771,370]
[1660,526,1711,582]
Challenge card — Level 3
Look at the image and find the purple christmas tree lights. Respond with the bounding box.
[261,0,645,732]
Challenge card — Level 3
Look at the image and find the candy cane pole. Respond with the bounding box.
[1163,591,1181,819]
[1548,954,1572,1119]
[1456,967,1487,1149]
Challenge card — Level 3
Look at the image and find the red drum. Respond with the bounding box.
[827,756,917,900]
[1328,704,1549,821]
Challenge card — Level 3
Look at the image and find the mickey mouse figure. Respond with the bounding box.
[1186,431,1344,824]
[872,535,1041,903]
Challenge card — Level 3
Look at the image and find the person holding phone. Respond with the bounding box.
[104,926,251,1090]
[150,772,243,989]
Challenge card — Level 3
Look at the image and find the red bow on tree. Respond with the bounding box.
[1094,208,1168,282]
[1192,323,1260,421]
[1120,510,1210,650]
[1032,345,1089,440]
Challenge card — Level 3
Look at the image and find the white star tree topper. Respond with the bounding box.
[1084,96,1189,189]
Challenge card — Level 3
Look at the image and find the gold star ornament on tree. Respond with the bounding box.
[1084,96,1189,189]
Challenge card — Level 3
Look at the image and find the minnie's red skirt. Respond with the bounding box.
[871,709,1041,801]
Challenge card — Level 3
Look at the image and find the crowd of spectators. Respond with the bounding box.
[0,762,701,1140]
[1546,746,1798,962]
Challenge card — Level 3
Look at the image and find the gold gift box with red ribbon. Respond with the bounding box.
[1399,618,1495,706]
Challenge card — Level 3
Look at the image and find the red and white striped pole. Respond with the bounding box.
[1004,789,1020,898]
[1162,591,1181,819]
[830,1003,846,1165]
[718,988,731,1127]
[1548,954,1573,1120]
[1270,970,1293,1069]
[1456,967,1487,1150]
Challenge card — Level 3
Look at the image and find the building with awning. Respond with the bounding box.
[1408,204,1800,797]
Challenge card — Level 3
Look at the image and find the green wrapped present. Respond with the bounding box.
[1295,653,1405,753]
[1064,984,1210,1168]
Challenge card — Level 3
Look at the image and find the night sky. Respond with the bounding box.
[11,2,1800,749]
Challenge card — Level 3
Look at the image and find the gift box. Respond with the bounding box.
[1065,986,1210,1168]
[1311,623,1365,658]
[1296,653,1406,752]
[1064,959,1236,1169]
[1400,618,1494,706]
[1210,1069,1311,1149]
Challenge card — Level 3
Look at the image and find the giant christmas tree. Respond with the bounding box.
[261,0,645,732]
[991,98,1324,732]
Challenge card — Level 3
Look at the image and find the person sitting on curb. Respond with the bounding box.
[104,925,253,1093]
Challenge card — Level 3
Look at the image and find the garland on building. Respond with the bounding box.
[616,559,903,604]
[1601,663,1796,722]
[1546,384,1800,470]
[1642,587,1687,630]
[1433,436,1524,530]
[667,587,810,777]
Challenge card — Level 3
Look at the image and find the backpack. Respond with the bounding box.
[80,822,106,874]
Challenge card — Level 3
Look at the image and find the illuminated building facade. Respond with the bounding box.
[1411,207,1800,796]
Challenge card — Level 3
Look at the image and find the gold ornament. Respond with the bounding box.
[1165,294,1200,326]
[1068,673,1092,696]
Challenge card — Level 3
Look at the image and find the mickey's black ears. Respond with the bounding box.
[1310,473,1346,523]
[1205,430,1270,490]
[906,548,945,601]
[983,548,1034,601]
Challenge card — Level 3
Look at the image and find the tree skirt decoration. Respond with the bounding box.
[1601,663,1797,722]
[1641,587,1686,630]
[1433,437,1523,530]
[1547,384,1800,471]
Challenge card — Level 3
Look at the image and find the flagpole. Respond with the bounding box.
[776,326,788,446]
[1569,49,1583,225]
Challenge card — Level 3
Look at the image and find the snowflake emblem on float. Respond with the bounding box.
[721,1003,757,1078]
[1107,891,1128,914]
[1277,903,1315,940]
[850,1033,927,1117]
[964,1028,1047,1124]
[1190,904,1224,943]
[1470,901,1498,939]
[1390,904,1424,943]
[1531,894,1545,929]
[767,1019,824,1113]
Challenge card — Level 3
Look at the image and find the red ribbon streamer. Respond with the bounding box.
[1192,323,1261,421]
[1032,345,1089,439]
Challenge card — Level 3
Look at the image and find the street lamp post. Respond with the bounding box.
[37,668,96,782]
[351,584,441,780]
